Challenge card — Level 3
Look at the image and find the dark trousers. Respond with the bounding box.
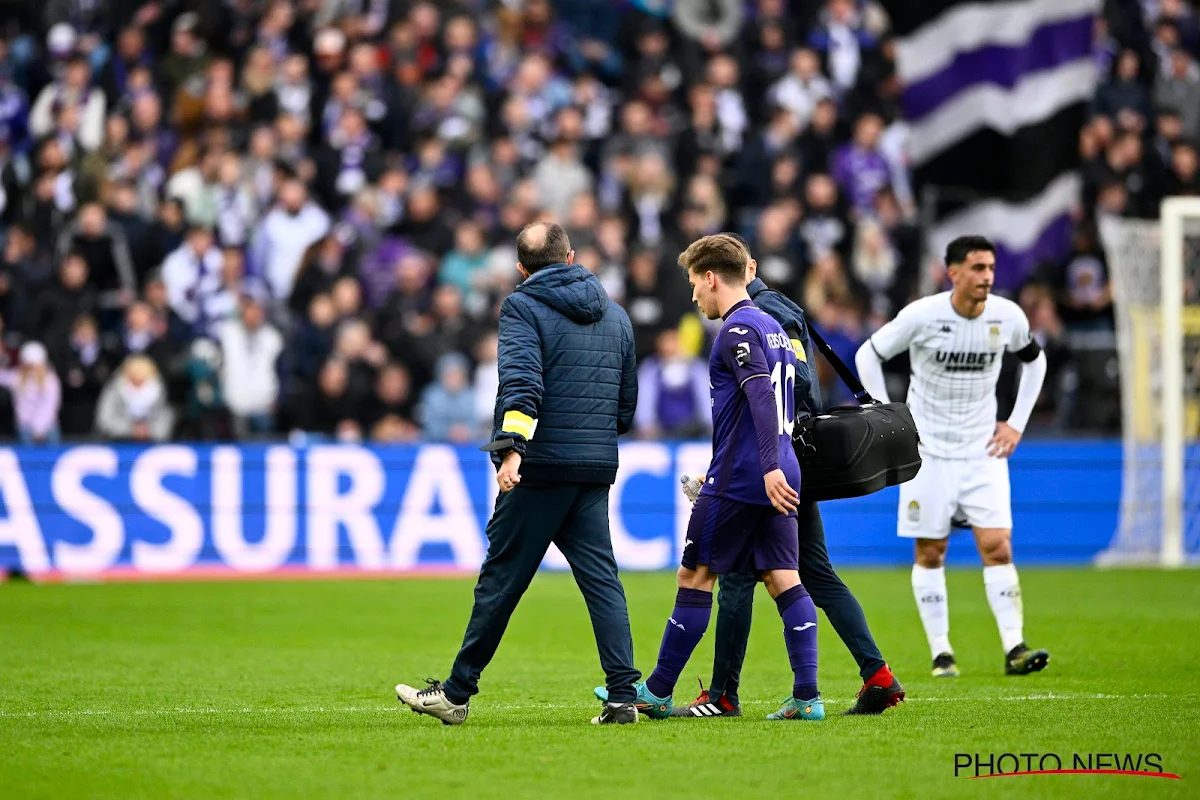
[709,501,887,702]
[444,482,640,704]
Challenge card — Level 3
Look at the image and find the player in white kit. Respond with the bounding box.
[854,236,1051,678]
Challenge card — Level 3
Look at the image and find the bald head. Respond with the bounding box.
[516,221,572,273]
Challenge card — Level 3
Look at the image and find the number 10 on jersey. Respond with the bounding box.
[771,362,796,436]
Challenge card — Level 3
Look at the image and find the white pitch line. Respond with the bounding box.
[0,693,1190,720]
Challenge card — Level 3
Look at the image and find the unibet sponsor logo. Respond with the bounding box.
[935,351,999,372]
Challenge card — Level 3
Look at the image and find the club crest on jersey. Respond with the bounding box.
[988,325,1001,348]
[907,500,920,522]
[734,341,751,366]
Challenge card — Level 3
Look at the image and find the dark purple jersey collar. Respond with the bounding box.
[722,298,755,320]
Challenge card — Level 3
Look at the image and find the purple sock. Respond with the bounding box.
[646,588,712,698]
[776,584,819,700]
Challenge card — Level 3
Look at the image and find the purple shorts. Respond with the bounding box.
[681,495,799,575]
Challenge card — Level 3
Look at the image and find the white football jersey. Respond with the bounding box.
[867,292,1034,459]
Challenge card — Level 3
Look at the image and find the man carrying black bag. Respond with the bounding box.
[672,239,906,718]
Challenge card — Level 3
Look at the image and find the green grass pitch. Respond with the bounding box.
[1,568,1198,798]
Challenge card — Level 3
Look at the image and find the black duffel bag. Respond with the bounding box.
[792,324,922,504]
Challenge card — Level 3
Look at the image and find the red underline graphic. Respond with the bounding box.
[969,770,1182,780]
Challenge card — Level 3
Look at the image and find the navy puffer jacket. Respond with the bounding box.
[489,263,637,484]
[748,277,822,416]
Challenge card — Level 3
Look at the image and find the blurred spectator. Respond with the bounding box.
[250,178,331,302]
[215,292,283,438]
[162,224,223,336]
[1167,141,1200,196]
[95,354,173,441]
[1018,283,1069,428]
[752,204,805,298]
[315,106,386,213]
[210,154,258,248]
[624,247,690,361]
[0,225,40,333]
[56,315,113,437]
[331,317,386,402]
[634,329,710,439]
[532,114,593,220]
[417,351,475,442]
[30,54,105,151]
[832,112,892,215]
[289,292,337,386]
[737,107,799,210]
[851,217,900,316]
[181,338,226,440]
[705,54,747,153]
[0,342,61,444]
[471,331,499,434]
[439,220,489,297]
[202,248,250,332]
[804,251,855,317]
[624,152,675,246]
[1035,223,1115,343]
[798,96,843,173]
[397,185,454,255]
[1095,49,1153,123]
[107,300,175,379]
[365,362,419,442]
[291,358,362,440]
[808,0,877,97]
[57,202,136,314]
[289,234,355,319]
[1155,49,1200,142]
[799,173,852,261]
[30,253,96,355]
[159,13,210,102]
[673,0,743,52]
[769,48,833,131]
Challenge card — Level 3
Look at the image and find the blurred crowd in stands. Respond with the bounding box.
[0,0,1194,445]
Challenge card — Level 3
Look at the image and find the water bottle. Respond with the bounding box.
[681,474,703,504]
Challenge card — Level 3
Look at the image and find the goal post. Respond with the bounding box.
[1160,198,1195,567]
[1098,197,1200,568]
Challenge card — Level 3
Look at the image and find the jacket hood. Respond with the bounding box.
[516,263,609,323]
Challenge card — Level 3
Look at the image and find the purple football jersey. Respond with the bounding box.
[700,299,802,506]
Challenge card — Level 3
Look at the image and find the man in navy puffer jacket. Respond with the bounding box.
[397,222,642,726]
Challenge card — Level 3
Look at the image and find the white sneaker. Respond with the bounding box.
[591,702,639,725]
[396,679,469,725]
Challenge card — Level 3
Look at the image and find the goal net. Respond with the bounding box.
[1098,198,1200,567]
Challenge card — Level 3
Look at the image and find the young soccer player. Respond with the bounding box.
[595,234,823,721]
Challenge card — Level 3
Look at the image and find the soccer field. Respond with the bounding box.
[1,569,1197,799]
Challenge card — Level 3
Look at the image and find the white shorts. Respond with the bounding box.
[897,454,1012,539]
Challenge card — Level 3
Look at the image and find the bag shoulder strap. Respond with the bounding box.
[805,322,873,405]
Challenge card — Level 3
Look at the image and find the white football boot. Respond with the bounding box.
[396,679,469,725]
